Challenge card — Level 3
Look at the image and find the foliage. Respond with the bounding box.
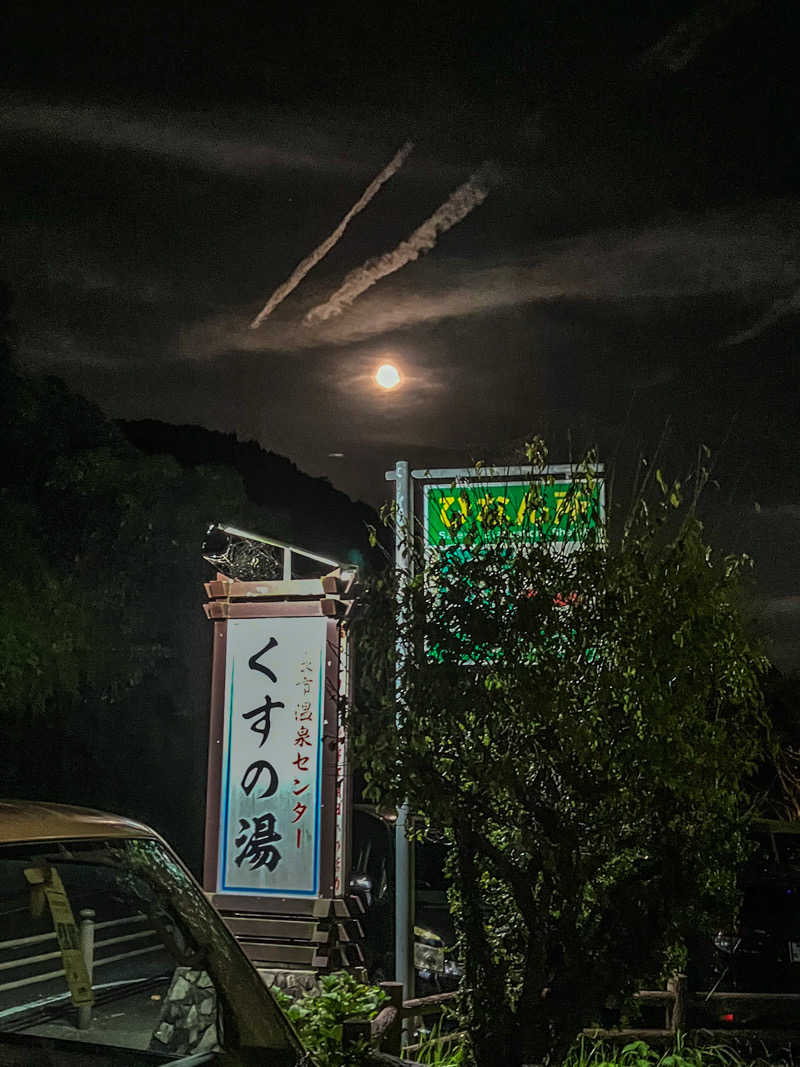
[409,1014,466,1067]
[0,283,376,869]
[0,406,259,865]
[271,971,387,1067]
[564,1035,778,1067]
[751,671,800,821]
[351,441,768,1067]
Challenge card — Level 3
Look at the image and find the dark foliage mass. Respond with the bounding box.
[0,283,377,870]
[353,450,771,1065]
[118,419,380,569]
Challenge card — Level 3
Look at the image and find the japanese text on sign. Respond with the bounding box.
[218,617,327,896]
[424,479,602,554]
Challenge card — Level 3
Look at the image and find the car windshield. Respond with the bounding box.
[415,841,448,894]
[0,837,299,1065]
[776,834,800,871]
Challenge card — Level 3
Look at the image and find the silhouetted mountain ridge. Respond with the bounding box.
[119,419,381,567]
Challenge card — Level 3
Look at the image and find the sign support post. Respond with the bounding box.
[385,460,604,1006]
[393,461,415,1004]
[201,534,363,980]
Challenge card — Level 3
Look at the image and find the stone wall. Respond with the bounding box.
[149,966,219,1056]
[259,967,320,1001]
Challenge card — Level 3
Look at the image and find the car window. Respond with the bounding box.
[776,834,800,871]
[0,837,297,1064]
[744,831,800,879]
[415,841,448,894]
[352,812,391,899]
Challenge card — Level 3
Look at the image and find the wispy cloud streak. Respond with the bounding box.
[636,0,758,74]
[250,141,413,328]
[722,285,800,345]
[173,203,800,360]
[0,100,364,177]
[305,162,496,323]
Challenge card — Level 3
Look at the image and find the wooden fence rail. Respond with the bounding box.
[343,973,800,1060]
[342,983,460,1060]
[585,972,800,1044]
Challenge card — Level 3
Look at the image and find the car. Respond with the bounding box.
[689,819,800,1027]
[349,806,461,997]
[0,800,304,1065]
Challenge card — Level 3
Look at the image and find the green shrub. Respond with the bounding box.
[271,971,388,1067]
[407,1014,466,1067]
[563,1035,777,1067]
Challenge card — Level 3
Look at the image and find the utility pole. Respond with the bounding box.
[390,460,415,1004]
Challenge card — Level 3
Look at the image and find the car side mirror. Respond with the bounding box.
[349,872,373,907]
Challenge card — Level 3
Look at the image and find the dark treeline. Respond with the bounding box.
[0,284,379,872]
[2,277,799,879]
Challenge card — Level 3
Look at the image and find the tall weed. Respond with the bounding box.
[563,1034,785,1067]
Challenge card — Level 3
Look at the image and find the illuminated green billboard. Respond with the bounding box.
[423,479,603,554]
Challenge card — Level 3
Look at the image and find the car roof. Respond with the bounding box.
[0,801,159,845]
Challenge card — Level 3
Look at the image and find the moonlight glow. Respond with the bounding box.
[376,363,401,389]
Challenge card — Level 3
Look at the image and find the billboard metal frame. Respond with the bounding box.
[384,461,605,1001]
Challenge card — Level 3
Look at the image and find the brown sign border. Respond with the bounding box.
[203,608,350,912]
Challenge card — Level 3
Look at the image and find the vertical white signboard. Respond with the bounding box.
[218,616,327,897]
[333,626,350,897]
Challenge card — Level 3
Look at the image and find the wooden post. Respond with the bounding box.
[667,973,688,1033]
[77,909,95,1030]
[376,982,404,1057]
[342,1017,372,1053]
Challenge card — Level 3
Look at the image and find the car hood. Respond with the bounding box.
[416,891,456,949]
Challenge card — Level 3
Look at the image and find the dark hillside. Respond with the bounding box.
[119,419,382,567]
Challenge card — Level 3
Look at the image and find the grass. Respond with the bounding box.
[404,1012,466,1066]
[563,1034,798,1067]
[404,1032,800,1067]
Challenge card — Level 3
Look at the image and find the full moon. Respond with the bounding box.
[375,363,401,390]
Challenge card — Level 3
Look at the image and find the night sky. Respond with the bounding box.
[2,1,798,666]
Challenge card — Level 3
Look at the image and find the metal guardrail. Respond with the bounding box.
[0,912,160,1027]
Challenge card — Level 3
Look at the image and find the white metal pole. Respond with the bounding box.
[77,908,95,1030]
[393,460,415,1004]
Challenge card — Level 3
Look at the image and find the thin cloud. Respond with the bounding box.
[636,0,759,75]
[305,162,496,323]
[721,286,800,346]
[178,205,800,359]
[0,99,371,177]
[250,141,414,328]
[18,327,148,371]
[764,596,800,617]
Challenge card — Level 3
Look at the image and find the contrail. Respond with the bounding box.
[250,140,414,329]
[305,162,497,324]
[635,0,757,75]
[721,285,800,347]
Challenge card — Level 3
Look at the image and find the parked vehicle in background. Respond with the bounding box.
[349,806,460,996]
[0,800,303,1065]
[690,819,800,1027]
[665,819,800,1028]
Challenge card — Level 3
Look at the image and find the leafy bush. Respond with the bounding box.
[271,971,387,1067]
[410,1015,466,1067]
[564,1035,774,1067]
[353,442,768,1066]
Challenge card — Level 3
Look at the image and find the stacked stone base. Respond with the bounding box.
[149,966,219,1056]
[259,968,320,1001]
